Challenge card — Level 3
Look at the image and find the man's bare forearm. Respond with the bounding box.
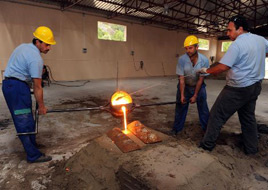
[33,78,45,107]
[207,62,230,75]
[194,77,204,97]
[179,76,185,97]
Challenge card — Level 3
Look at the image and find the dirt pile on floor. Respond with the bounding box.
[47,133,260,190]
[48,140,121,190]
[1,90,268,190]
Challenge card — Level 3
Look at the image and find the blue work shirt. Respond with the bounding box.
[176,52,209,86]
[220,33,268,87]
[4,43,43,82]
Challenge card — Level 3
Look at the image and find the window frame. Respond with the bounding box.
[198,38,210,51]
[221,41,232,52]
[97,21,127,42]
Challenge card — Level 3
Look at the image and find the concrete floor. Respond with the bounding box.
[1,77,267,117]
[0,77,268,189]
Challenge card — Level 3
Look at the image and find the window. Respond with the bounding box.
[98,21,127,42]
[221,41,232,52]
[198,38,209,50]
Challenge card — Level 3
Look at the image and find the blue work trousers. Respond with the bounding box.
[2,79,42,162]
[173,83,209,133]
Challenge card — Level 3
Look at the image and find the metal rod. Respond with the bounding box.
[136,101,177,108]
[17,132,37,136]
[117,75,195,101]
[16,105,106,136]
[15,100,177,136]
[116,61,119,91]
[35,109,39,135]
[47,106,104,113]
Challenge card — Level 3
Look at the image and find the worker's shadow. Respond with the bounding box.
[216,124,268,152]
[216,131,244,150]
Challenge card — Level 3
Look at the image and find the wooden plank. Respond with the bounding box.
[128,121,162,144]
[107,128,141,153]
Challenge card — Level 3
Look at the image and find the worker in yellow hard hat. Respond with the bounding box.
[33,26,56,53]
[2,26,56,163]
[171,35,210,135]
[184,35,199,47]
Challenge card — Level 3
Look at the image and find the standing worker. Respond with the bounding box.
[198,15,268,154]
[2,26,56,163]
[172,35,210,135]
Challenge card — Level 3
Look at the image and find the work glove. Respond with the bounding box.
[197,68,208,74]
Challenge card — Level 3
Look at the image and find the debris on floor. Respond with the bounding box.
[1,78,268,189]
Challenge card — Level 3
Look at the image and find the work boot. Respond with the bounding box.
[28,155,52,163]
[168,129,178,136]
[257,124,268,134]
[244,148,259,155]
[199,142,213,151]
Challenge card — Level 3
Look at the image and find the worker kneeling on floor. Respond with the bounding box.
[2,26,56,163]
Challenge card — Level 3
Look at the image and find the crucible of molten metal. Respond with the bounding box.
[109,91,134,117]
[110,90,134,133]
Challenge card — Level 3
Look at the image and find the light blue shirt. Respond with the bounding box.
[4,43,43,82]
[220,33,268,87]
[176,52,209,86]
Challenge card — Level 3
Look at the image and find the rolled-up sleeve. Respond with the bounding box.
[265,39,268,53]
[176,57,184,75]
[200,57,210,77]
[220,43,239,67]
[28,55,43,79]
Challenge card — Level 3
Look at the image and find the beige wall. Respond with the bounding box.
[199,38,218,64]
[0,1,217,82]
[216,40,231,61]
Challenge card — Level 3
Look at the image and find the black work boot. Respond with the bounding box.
[199,142,214,151]
[28,155,52,163]
[168,129,178,136]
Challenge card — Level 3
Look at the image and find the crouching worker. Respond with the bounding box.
[172,35,210,135]
[2,26,56,163]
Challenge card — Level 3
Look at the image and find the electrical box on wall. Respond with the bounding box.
[83,48,87,53]
[140,61,144,69]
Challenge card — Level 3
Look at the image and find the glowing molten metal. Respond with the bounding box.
[122,106,128,134]
[110,91,133,117]
[111,91,133,106]
[110,91,133,133]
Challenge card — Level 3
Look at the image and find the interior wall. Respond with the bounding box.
[0,1,217,82]
[216,40,231,61]
[200,37,218,64]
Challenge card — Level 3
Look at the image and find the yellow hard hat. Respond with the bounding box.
[33,26,56,45]
[184,35,198,47]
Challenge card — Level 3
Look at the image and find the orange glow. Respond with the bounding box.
[122,106,128,134]
[111,91,132,106]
